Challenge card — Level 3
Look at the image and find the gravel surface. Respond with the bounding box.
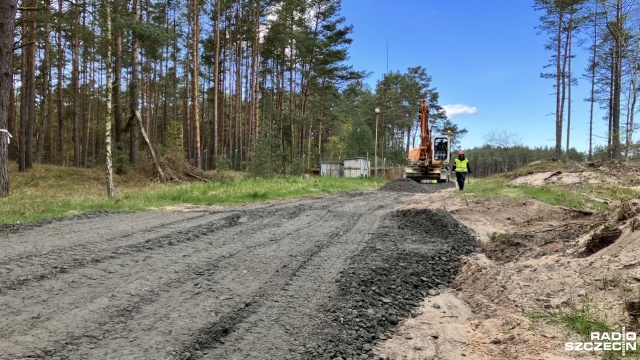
[304,208,477,359]
[0,189,476,360]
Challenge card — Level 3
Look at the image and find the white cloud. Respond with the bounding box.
[441,104,478,119]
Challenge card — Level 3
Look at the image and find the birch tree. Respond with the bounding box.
[104,0,116,197]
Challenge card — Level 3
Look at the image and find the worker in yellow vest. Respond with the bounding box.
[452,150,471,191]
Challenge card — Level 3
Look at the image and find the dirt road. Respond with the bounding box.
[0,184,477,360]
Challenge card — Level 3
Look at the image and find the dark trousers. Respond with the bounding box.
[456,171,467,190]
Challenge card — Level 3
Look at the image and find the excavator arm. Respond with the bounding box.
[418,100,432,163]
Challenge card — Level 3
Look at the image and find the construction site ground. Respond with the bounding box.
[3,161,640,359]
[378,162,640,360]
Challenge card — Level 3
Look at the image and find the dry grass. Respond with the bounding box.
[0,163,382,224]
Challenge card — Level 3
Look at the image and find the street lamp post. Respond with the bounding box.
[374,107,380,177]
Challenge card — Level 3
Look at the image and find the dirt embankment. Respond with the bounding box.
[377,162,640,360]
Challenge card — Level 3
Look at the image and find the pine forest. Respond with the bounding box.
[0,0,639,197]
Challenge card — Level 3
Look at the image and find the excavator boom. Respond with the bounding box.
[418,100,432,163]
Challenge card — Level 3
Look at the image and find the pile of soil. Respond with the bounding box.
[379,179,455,194]
[305,208,478,359]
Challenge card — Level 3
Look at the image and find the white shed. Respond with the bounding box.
[343,157,370,178]
[320,162,343,177]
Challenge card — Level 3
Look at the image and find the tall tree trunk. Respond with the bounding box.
[130,0,140,165]
[252,0,260,147]
[588,1,598,161]
[227,8,233,163]
[610,0,623,159]
[161,18,168,146]
[145,56,152,140]
[105,0,115,197]
[83,51,94,167]
[38,0,52,164]
[212,0,221,168]
[114,0,123,157]
[564,11,573,160]
[235,7,241,169]
[19,19,27,171]
[57,0,64,165]
[554,9,564,159]
[0,0,18,196]
[608,48,614,158]
[71,5,81,166]
[192,0,201,168]
[27,0,36,169]
[19,3,36,172]
[628,24,639,157]
[183,12,191,160]
[9,79,16,161]
[289,36,294,165]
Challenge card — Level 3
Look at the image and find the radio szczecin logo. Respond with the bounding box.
[565,328,637,355]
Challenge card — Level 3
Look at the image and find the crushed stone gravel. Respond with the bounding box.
[303,208,478,359]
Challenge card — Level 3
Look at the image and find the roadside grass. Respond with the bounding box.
[463,159,640,211]
[463,175,615,211]
[0,163,384,225]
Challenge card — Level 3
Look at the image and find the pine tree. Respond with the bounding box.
[0,0,18,196]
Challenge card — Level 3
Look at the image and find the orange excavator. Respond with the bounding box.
[404,100,451,183]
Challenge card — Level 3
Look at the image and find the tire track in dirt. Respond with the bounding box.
[0,212,226,291]
[63,197,397,360]
[195,199,397,360]
[0,192,395,359]
[0,197,328,292]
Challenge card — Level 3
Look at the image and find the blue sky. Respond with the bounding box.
[340,0,605,153]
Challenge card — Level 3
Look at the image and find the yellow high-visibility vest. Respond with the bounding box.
[455,158,468,173]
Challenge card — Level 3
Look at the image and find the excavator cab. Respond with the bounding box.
[433,136,450,162]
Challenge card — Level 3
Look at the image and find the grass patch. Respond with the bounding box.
[560,303,612,337]
[464,160,640,211]
[0,163,385,225]
[487,232,509,243]
[463,176,610,211]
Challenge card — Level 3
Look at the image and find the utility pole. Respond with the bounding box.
[374,107,380,177]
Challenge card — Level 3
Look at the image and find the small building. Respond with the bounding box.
[343,157,370,178]
[320,161,343,177]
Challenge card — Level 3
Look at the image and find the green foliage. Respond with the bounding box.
[559,298,611,338]
[248,130,284,177]
[114,151,131,175]
[165,120,183,149]
[215,155,232,172]
[488,232,509,243]
[345,120,374,158]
